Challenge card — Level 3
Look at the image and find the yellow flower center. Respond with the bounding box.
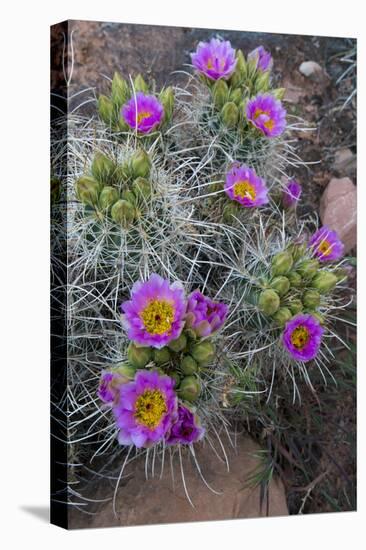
[233,180,256,200]
[134,390,167,429]
[254,108,274,131]
[141,299,175,335]
[291,326,310,349]
[207,58,213,69]
[318,240,331,256]
[137,111,151,123]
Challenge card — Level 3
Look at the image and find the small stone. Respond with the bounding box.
[319,177,357,253]
[333,148,356,176]
[299,61,326,81]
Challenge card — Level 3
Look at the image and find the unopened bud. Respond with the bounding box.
[212,79,229,109]
[271,276,290,296]
[229,88,243,105]
[121,189,136,205]
[111,199,135,228]
[98,186,119,210]
[134,74,148,93]
[297,259,320,280]
[111,72,130,107]
[272,88,286,100]
[221,101,239,128]
[169,371,181,388]
[168,333,187,353]
[255,71,270,93]
[303,290,321,309]
[127,343,152,368]
[311,311,325,325]
[153,347,171,365]
[258,289,280,316]
[273,307,292,326]
[98,94,115,125]
[271,251,294,276]
[223,202,239,222]
[114,362,136,380]
[132,177,152,201]
[159,86,175,122]
[91,153,116,183]
[129,149,151,179]
[51,176,61,204]
[191,341,215,366]
[75,176,100,206]
[289,299,303,315]
[178,376,201,402]
[236,49,247,78]
[287,271,302,288]
[181,355,198,375]
[312,271,338,294]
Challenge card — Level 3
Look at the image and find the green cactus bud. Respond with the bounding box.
[169,371,181,388]
[289,299,303,315]
[75,176,100,206]
[311,311,325,325]
[153,347,171,365]
[191,341,215,365]
[221,101,239,128]
[98,186,119,211]
[178,376,201,402]
[222,202,239,222]
[333,268,349,283]
[111,72,130,107]
[272,88,286,100]
[114,162,130,183]
[270,276,290,296]
[287,271,302,288]
[212,79,229,109]
[114,362,136,379]
[134,74,148,93]
[129,149,151,179]
[121,189,136,205]
[236,49,247,78]
[312,271,338,294]
[111,199,135,228]
[271,251,294,276]
[132,177,152,201]
[98,94,115,125]
[297,259,320,280]
[168,333,187,353]
[160,86,175,122]
[127,343,152,368]
[229,88,243,105]
[246,56,259,78]
[303,290,321,309]
[181,355,198,375]
[273,307,293,327]
[51,176,61,204]
[184,328,197,342]
[255,72,270,93]
[91,153,116,183]
[287,243,307,262]
[258,289,280,316]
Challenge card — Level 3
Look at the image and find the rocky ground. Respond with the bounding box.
[51,21,357,522]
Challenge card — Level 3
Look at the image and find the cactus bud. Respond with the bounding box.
[111,72,130,107]
[75,176,100,206]
[181,355,198,375]
[127,343,152,368]
[98,186,119,211]
[91,153,116,183]
[303,290,321,309]
[134,74,148,93]
[169,371,181,388]
[287,242,307,262]
[333,268,349,283]
[223,202,239,222]
[311,311,325,325]
[236,49,247,78]
[272,88,286,100]
[271,251,294,276]
[273,307,293,326]
[178,376,201,402]
[258,289,280,316]
[289,299,303,315]
[98,94,115,125]
[255,71,270,93]
[287,271,302,288]
[129,149,151,179]
[168,333,187,353]
[114,362,136,380]
[153,347,171,365]
[221,101,239,128]
[312,271,338,294]
[132,177,152,201]
[111,199,135,228]
[191,341,215,365]
[270,276,290,296]
[212,79,229,109]
[229,88,243,105]
[297,259,320,280]
[51,176,61,204]
[160,86,175,122]
[121,189,136,205]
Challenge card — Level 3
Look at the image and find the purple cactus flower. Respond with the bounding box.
[225,164,269,207]
[185,290,228,337]
[282,179,302,208]
[113,370,178,448]
[121,274,187,349]
[98,371,118,405]
[166,404,205,445]
[122,92,164,134]
[246,94,287,137]
[247,46,273,72]
[308,226,345,262]
[191,38,237,80]
[283,313,324,362]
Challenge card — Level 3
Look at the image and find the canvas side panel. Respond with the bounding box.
[50,20,69,530]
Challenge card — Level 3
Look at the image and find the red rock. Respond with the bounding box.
[334,148,356,176]
[69,435,288,528]
[319,177,357,252]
